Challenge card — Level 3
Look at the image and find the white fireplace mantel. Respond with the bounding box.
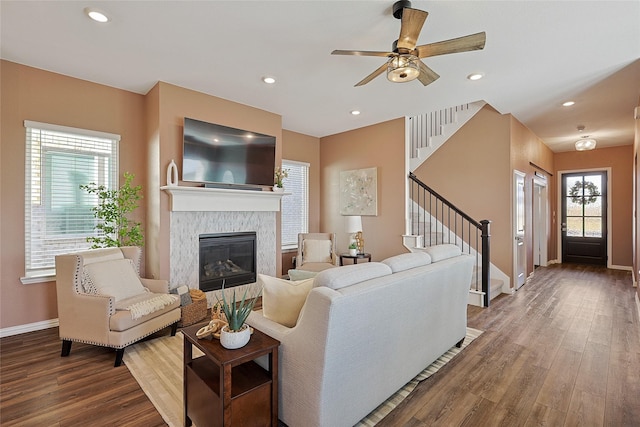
[161,185,286,212]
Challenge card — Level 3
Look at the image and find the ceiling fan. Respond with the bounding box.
[332,0,486,87]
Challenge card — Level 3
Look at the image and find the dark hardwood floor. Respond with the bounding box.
[1,264,638,426]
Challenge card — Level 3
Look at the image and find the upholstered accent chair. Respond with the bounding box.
[295,233,339,272]
[55,246,181,367]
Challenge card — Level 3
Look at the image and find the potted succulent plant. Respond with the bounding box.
[348,243,358,256]
[217,285,261,349]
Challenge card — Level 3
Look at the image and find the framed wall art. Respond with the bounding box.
[339,167,378,216]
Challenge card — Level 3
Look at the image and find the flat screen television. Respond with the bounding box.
[182,117,276,188]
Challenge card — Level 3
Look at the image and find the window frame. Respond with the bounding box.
[22,120,120,283]
[280,159,309,250]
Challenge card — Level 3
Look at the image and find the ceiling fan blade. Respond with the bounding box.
[397,8,428,51]
[417,32,486,58]
[332,49,394,58]
[417,60,440,86]
[354,62,389,87]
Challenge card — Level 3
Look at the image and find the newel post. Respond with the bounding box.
[480,220,491,307]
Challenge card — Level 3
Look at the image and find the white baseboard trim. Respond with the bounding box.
[609,264,633,271]
[636,292,640,325]
[0,318,59,338]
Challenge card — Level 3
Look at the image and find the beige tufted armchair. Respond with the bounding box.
[295,233,339,272]
[55,246,181,367]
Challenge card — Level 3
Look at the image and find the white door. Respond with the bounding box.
[514,171,526,290]
[533,176,548,267]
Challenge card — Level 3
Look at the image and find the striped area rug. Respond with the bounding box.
[124,327,482,427]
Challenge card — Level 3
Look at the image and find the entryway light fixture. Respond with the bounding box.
[387,54,420,83]
[84,7,109,23]
[575,137,596,151]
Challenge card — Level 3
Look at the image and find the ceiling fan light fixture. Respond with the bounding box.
[575,138,596,151]
[387,54,420,83]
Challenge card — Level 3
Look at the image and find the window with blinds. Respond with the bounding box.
[24,120,119,279]
[281,160,309,249]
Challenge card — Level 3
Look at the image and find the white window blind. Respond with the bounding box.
[24,121,119,279]
[281,160,309,249]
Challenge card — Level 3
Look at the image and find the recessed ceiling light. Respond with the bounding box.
[467,73,484,81]
[562,101,575,107]
[350,110,361,115]
[84,7,109,23]
[262,76,276,84]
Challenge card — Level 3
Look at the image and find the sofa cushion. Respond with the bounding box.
[84,258,146,302]
[110,293,180,331]
[115,292,180,320]
[288,269,318,281]
[382,252,431,273]
[423,244,462,262]
[259,274,314,327]
[303,239,332,263]
[314,262,392,290]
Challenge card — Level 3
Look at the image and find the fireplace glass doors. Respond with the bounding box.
[199,232,256,292]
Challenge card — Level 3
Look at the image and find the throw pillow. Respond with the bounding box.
[84,258,147,302]
[303,239,332,263]
[258,274,314,328]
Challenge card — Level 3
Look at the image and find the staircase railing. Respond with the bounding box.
[408,172,492,307]
[408,103,470,158]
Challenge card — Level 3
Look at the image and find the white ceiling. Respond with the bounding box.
[1,1,639,152]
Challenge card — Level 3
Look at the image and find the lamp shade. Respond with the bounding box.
[345,215,363,233]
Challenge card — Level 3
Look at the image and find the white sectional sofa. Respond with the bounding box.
[247,245,475,427]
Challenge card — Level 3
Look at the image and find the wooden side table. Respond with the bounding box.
[339,253,372,266]
[182,323,280,427]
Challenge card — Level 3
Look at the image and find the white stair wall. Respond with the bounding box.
[408,100,486,172]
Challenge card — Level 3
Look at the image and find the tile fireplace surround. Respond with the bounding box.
[162,186,285,306]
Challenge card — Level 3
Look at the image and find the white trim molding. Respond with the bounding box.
[161,186,287,212]
[0,318,59,338]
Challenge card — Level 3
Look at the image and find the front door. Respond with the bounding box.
[561,171,607,265]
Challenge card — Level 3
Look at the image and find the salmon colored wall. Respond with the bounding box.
[555,145,634,268]
[147,82,283,280]
[416,106,513,279]
[320,119,406,260]
[636,98,640,290]
[510,117,556,276]
[282,130,321,233]
[0,61,146,329]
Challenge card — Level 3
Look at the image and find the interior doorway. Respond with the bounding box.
[533,175,549,268]
[514,171,526,290]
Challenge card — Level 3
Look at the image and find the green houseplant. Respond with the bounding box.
[348,242,358,256]
[217,284,262,349]
[80,172,144,248]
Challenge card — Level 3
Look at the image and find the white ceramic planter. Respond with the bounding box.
[272,186,284,193]
[220,324,251,349]
[349,248,357,256]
